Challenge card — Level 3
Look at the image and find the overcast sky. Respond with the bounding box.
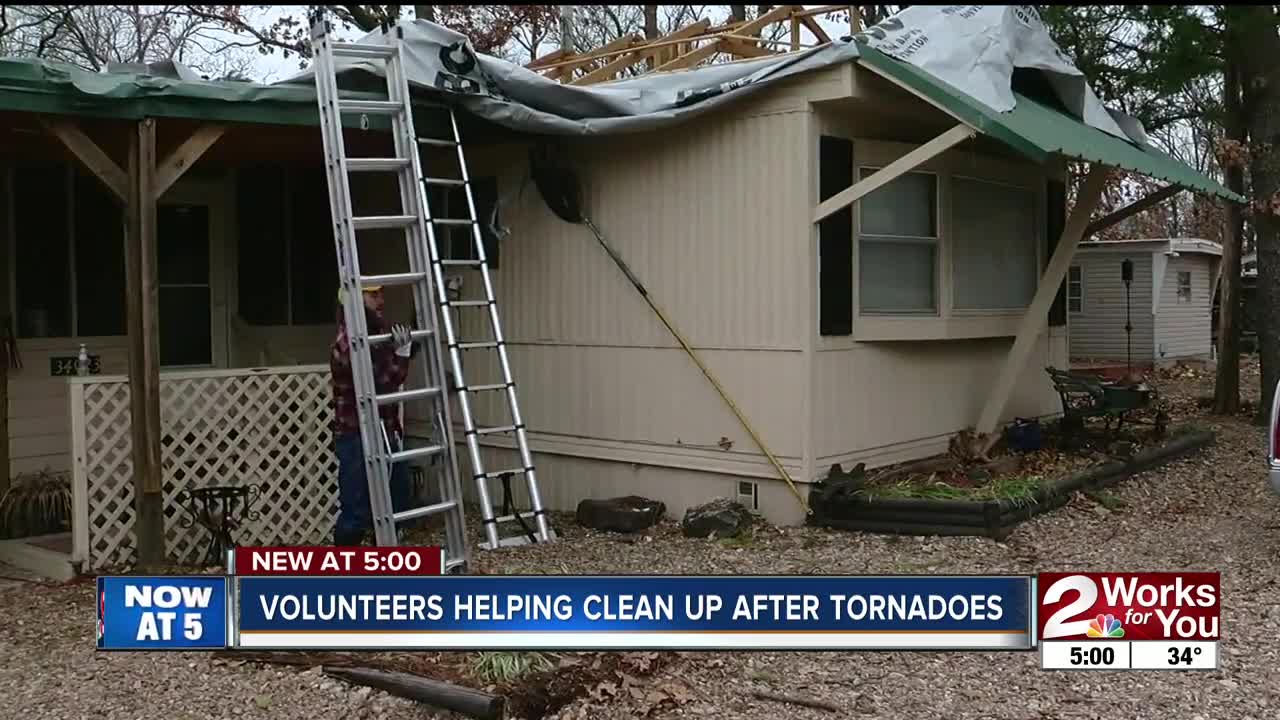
[241,7,855,83]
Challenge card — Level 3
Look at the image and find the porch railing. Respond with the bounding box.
[69,365,338,570]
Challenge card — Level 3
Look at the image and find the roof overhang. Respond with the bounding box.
[853,44,1243,204]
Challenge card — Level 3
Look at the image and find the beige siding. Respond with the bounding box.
[812,331,1067,468]
[1155,254,1214,361]
[7,337,130,476]
[1068,252,1154,361]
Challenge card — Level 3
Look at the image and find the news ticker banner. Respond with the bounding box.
[96,547,1219,669]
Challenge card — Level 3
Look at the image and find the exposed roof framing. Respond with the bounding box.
[526,5,852,85]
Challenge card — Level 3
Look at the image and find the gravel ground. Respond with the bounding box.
[1,359,1276,719]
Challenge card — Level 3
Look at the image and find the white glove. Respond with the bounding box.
[391,324,413,357]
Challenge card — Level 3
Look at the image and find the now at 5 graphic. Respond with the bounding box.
[1037,572,1220,642]
[97,576,228,650]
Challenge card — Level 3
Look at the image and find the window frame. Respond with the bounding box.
[1067,265,1084,314]
[1177,270,1192,303]
[815,134,1049,344]
[855,165,941,315]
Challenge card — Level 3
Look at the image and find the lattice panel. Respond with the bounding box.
[73,368,339,570]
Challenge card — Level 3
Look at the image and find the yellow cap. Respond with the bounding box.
[337,285,383,303]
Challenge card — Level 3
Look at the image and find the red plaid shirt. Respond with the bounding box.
[330,317,411,439]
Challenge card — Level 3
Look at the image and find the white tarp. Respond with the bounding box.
[290,5,1148,145]
[852,5,1149,144]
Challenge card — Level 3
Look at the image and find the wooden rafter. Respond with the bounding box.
[529,5,854,86]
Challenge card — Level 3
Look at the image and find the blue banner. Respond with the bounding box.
[234,575,1033,650]
[98,576,228,650]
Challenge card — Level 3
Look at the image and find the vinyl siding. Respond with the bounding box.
[395,89,815,522]
[1154,254,1213,360]
[1068,252,1154,361]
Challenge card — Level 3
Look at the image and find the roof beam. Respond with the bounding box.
[572,19,713,85]
[797,14,831,44]
[975,165,1112,447]
[154,124,225,200]
[736,5,801,39]
[44,119,127,201]
[655,40,724,73]
[812,124,975,224]
[1083,183,1184,238]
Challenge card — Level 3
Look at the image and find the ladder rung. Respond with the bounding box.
[482,468,529,479]
[466,383,509,392]
[423,177,466,187]
[418,137,457,148]
[361,271,428,287]
[494,511,542,524]
[346,158,410,172]
[368,328,433,345]
[332,41,396,59]
[338,99,402,115]
[439,259,484,267]
[391,443,446,464]
[448,300,490,307]
[432,218,475,226]
[456,341,499,350]
[353,215,416,230]
[376,386,442,406]
[392,500,458,524]
[474,424,517,436]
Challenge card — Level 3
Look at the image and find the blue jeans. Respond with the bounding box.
[334,432,412,544]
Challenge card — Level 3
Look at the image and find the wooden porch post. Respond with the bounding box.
[126,118,165,564]
[0,168,9,495]
[46,116,223,564]
[975,165,1111,450]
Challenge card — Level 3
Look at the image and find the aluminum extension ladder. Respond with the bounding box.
[309,19,554,557]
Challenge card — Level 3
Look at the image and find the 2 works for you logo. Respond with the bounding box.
[1037,572,1220,642]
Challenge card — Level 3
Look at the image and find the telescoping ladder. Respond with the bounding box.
[309,19,555,558]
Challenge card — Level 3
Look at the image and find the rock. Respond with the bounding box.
[1220,679,1239,690]
[576,496,666,533]
[681,498,752,538]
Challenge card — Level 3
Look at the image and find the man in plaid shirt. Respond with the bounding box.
[330,286,417,546]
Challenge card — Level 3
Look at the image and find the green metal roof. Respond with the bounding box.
[0,56,367,127]
[855,45,1243,203]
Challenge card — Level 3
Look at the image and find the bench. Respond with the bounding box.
[1045,366,1146,440]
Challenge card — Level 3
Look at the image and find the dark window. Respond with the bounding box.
[1046,179,1068,327]
[158,205,212,366]
[443,177,501,268]
[289,170,338,325]
[15,165,70,338]
[235,168,336,326]
[235,166,288,326]
[74,170,126,336]
[819,136,854,336]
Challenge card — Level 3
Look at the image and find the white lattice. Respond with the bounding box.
[70,366,338,570]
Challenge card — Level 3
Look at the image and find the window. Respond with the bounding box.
[858,168,937,313]
[11,164,127,338]
[436,177,502,268]
[1068,266,1083,313]
[236,167,337,326]
[158,205,212,366]
[1177,271,1192,303]
[951,177,1037,310]
[819,136,854,335]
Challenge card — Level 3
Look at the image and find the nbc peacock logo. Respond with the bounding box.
[1086,613,1124,638]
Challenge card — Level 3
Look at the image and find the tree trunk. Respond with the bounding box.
[730,6,747,23]
[643,6,658,39]
[413,5,434,22]
[1214,57,1245,415]
[1233,5,1280,424]
[0,167,8,496]
[558,5,574,53]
